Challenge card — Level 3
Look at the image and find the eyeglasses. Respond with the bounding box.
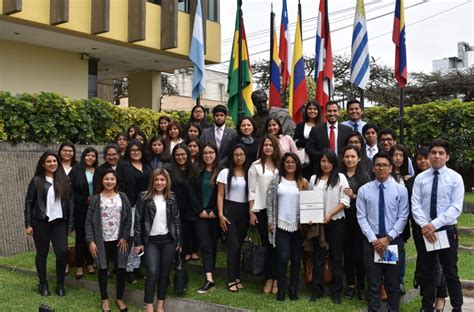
[380,138,394,143]
[374,163,391,169]
[106,153,119,158]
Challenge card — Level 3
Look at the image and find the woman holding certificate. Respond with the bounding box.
[266,152,308,301]
[308,149,350,304]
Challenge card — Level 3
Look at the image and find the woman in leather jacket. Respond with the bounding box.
[24,151,74,297]
[134,168,182,312]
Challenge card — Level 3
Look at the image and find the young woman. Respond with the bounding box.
[188,104,210,130]
[194,143,221,293]
[344,132,372,175]
[85,169,131,312]
[24,152,74,296]
[148,135,167,170]
[127,124,140,140]
[115,133,129,159]
[57,142,77,175]
[123,140,152,284]
[266,152,307,301]
[217,144,249,292]
[163,143,199,262]
[93,143,126,194]
[135,129,148,148]
[134,168,182,312]
[222,117,260,164]
[187,139,202,165]
[265,117,303,163]
[248,134,281,294]
[389,143,412,186]
[165,122,184,157]
[69,147,99,279]
[157,116,171,137]
[185,123,202,142]
[340,146,371,301]
[309,149,350,303]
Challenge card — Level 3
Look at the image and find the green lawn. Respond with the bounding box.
[458,213,474,228]
[459,233,474,247]
[465,192,474,204]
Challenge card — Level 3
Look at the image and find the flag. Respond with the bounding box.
[393,0,407,88]
[227,2,254,123]
[189,0,205,100]
[269,8,281,107]
[350,0,370,89]
[288,4,307,124]
[279,0,292,94]
[315,0,333,116]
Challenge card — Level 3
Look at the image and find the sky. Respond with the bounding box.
[209,0,474,75]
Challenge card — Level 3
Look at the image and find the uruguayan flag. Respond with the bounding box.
[350,0,370,89]
[189,0,205,100]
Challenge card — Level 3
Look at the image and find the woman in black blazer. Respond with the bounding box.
[93,143,126,194]
[24,152,74,297]
[69,147,99,278]
[134,168,182,312]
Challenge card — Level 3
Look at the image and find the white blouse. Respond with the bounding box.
[309,173,350,221]
[217,168,247,203]
[248,159,278,212]
[150,195,168,235]
[45,176,63,221]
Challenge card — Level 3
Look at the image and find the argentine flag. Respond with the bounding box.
[350,0,370,89]
[189,0,205,100]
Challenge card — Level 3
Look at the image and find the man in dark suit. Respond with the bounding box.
[306,101,352,171]
[200,104,237,161]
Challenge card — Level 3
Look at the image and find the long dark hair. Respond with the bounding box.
[198,142,220,186]
[236,116,256,138]
[339,145,369,184]
[124,139,148,163]
[265,116,283,136]
[315,149,340,189]
[79,147,99,168]
[389,144,409,180]
[303,100,322,124]
[34,152,71,205]
[226,144,248,195]
[189,105,206,123]
[185,122,202,141]
[96,168,118,194]
[58,142,77,166]
[413,146,429,175]
[344,132,368,158]
[279,152,305,189]
[257,134,281,173]
[127,124,140,140]
[169,142,195,183]
[148,135,166,158]
[157,116,171,136]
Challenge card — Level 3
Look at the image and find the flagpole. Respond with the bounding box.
[270,4,274,104]
[238,0,243,121]
[359,88,365,109]
[399,88,404,144]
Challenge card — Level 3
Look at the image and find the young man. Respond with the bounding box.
[200,105,237,160]
[379,128,415,176]
[357,152,408,312]
[342,99,366,134]
[362,124,380,160]
[411,139,464,312]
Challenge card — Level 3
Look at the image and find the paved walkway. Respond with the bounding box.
[446,297,474,311]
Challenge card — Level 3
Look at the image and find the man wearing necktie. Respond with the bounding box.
[342,99,366,135]
[412,139,464,312]
[362,124,380,161]
[357,152,408,311]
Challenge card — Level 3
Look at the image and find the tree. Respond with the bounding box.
[113,78,128,105]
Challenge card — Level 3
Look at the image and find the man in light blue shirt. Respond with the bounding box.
[342,99,366,134]
[357,152,408,312]
[412,139,464,312]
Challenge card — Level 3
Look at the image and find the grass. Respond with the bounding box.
[0,267,142,311]
[465,192,474,204]
[459,233,474,247]
[458,213,474,228]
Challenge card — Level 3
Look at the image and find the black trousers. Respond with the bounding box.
[363,238,404,312]
[275,228,302,292]
[254,210,277,280]
[224,200,249,282]
[182,218,199,256]
[144,234,176,302]
[74,212,94,267]
[412,223,447,298]
[195,218,220,274]
[31,218,68,284]
[343,210,366,290]
[98,240,126,300]
[312,218,345,297]
[418,226,463,312]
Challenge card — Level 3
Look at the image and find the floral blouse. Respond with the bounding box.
[100,194,122,242]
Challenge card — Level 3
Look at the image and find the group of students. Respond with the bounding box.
[24,93,465,312]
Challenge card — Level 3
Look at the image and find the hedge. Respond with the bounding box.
[0,92,472,185]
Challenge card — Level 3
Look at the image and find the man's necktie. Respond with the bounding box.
[430,170,439,220]
[329,125,336,152]
[353,123,359,133]
[379,183,386,235]
[215,127,223,151]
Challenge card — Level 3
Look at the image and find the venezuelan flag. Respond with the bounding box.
[269,9,281,107]
[288,6,307,124]
[393,0,407,88]
[227,2,254,123]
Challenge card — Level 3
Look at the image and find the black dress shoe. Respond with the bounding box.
[55,283,65,297]
[133,268,145,279]
[198,280,215,294]
[331,294,342,304]
[126,272,137,284]
[357,290,367,301]
[38,282,50,296]
[288,287,298,301]
[344,286,356,299]
[276,290,285,301]
[309,293,322,302]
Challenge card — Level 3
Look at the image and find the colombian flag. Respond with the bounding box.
[288,8,307,124]
[393,0,407,88]
[227,2,254,123]
[269,9,281,107]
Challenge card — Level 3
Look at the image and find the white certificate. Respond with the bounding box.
[423,230,450,252]
[299,189,324,224]
[374,245,399,265]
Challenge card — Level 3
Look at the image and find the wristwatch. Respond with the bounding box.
[386,235,394,242]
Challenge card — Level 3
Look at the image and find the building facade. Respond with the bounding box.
[432,41,474,72]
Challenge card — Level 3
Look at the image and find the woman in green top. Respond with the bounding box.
[194,142,220,294]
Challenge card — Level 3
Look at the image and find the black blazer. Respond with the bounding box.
[134,192,182,247]
[306,122,353,168]
[93,161,126,194]
[200,125,238,161]
[194,171,218,216]
[293,122,319,149]
[69,164,93,215]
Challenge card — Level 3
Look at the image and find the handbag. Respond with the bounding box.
[173,252,188,295]
[241,226,267,276]
[323,252,333,284]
